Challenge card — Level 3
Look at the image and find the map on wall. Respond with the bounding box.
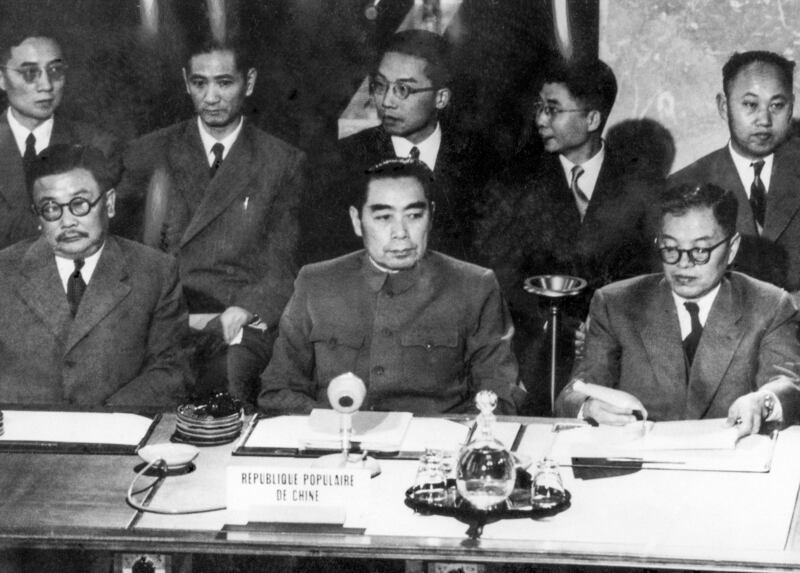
[600,0,800,172]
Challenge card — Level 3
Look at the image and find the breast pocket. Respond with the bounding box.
[309,326,366,382]
[399,328,462,388]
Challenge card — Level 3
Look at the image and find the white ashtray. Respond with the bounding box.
[138,443,199,470]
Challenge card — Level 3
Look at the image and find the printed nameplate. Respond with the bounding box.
[226,466,370,523]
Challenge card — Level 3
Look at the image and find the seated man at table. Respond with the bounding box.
[556,182,800,435]
[259,158,519,415]
[0,144,189,407]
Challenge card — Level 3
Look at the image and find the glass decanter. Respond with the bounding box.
[455,390,516,510]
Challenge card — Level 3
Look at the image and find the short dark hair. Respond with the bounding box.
[660,183,738,237]
[381,30,451,87]
[0,32,61,67]
[352,158,435,212]
[28,144,120,198]
[184,36,253,75]
[722,51,795,97]
[541,58,617,130]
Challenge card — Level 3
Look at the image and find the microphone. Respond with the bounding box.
[327,372,366,414]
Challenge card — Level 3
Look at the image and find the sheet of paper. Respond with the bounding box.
[304,409,413,451]
[0,411,154,445]
[542,418,775,472]
[399,417,470,452]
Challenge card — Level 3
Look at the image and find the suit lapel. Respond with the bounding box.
[50,117,76,145]
[17,238,73,342]
[686,278,743,418]
[639,279,687,396]
[763,142,800,242]
[180,122,253,247]
[65,237,131,352]
[0,112,25,208]
[716,148,759,236]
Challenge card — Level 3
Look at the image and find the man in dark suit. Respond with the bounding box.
[305,29,499,263]
[118,37,308,405]
[670,51,800,294]
[475,58,659,414]
[0,33,119,249]
[557,183,800,435]
[0,144,189,407]
[260,159,519,416]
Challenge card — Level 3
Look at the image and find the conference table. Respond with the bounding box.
[1,413,800,571]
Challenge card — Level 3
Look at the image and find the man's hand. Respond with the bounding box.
[726,391,774,437]
[574,320,587,361]
[218,306,254,344]
[583,394,645,425]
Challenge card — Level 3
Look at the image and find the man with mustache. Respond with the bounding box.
[0,32,119,250]
[0,144,189,407]
[305,29,499,264]
[260,158,519,415]
[117,36,308,406]
[670,51,800,296]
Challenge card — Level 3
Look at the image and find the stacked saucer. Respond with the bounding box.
[0,411,4,436]
[174,396,243,446]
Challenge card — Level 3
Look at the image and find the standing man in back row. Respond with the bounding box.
[305,29,499,264]
[670,50,800,295]
[0,31,119,249]
[475,58,659,413]
[118,36,308,405]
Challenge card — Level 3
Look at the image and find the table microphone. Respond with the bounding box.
[313,372,380,477]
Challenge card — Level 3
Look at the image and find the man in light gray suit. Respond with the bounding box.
[0,144,189,408]
[557,183,800,435]
[0,32,119,249]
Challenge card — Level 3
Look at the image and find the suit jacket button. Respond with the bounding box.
[64,360,76,368]
[373,366,384,376]
[328,337,338,347]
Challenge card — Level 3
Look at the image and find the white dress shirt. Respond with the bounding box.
[54,244,104,293]
[391,122,441,171]
[728,141,774,199]
[7,108,53,156]
[197,116,244,166]
[558,142,605,202]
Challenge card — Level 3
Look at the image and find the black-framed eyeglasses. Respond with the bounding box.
[32,191,107,222]
[533,100,588,118]
[368,78,438,101]
[1,62,67,84]
[657,236,732,265]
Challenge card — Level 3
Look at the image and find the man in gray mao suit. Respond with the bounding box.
[0,144,189,408]
[557,183,800,435]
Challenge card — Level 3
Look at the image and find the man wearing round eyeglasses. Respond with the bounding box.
[0,144,189,408]
[306,29,500,263]
[556,183,800,435]
[475,58,660,414]
[0,32,119,250]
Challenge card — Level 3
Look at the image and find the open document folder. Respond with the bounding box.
[236,413,524,459]
[541,418,778,473]
[0,411,157,454]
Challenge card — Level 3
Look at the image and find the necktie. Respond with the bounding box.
[683,302,703,366]
[570,165,589,221]
[209,143,224,178]
[67,259,86,317]
[409,146,420,160]
[750,160,766,229]
[23,132,36,170]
